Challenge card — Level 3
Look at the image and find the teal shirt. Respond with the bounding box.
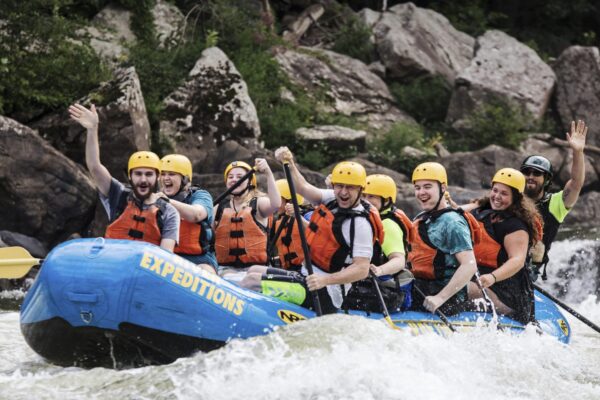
[425,211,473,270]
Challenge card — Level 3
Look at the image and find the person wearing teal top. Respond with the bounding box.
[521,120,588,280]
[408,162,477,315]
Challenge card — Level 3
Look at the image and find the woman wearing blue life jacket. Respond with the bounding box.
[461,168,543,324]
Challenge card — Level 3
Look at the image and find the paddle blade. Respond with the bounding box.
[0,246,40,279]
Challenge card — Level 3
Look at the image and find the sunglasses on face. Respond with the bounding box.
[521,168,544,177]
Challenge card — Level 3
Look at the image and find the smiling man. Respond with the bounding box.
[69,103,180,252]
[520,120,588,280]
[240,147,384,314]
[408,162,478,314]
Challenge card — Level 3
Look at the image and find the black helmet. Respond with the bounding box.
[521,155,553,178]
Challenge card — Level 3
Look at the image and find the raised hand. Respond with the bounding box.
[69,103,98,130]
[254,158,271,174]
[567,120,587,153]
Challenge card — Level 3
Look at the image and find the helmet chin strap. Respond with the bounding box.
[432,182,445,212]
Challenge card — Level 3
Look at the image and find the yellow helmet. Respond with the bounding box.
[492,168,525,193]
[128,151,161,175]
[224,161,257,186]
[275,179,304,204]
[364,174,397,203]
[331,161,367,189]
[160,154,193,181]
[412,162,447,185]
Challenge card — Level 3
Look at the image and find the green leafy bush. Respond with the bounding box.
[0,0,109,118]
[369,122,432,175]
[390,76,451,125]
[448,98,529,151]
[331,17,375,64]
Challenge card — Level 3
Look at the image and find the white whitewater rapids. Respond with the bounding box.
[0,238,599,400]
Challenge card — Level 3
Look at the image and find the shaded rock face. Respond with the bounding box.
[0,117,97,246]
[554,46,600,147]
[161,47,261,174]
[274,46,414,131]
[563,191,600,228]
[0,231,47,258]
[33,67,151,182]
[83,0,184,63]
[442,145,524,190]
[447,30,556,128]
[296,125,367,152]
[360,3,475,84]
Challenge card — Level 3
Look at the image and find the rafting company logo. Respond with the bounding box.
[277,310,307,324]
[558,319,569,337]
[138,251,246,316]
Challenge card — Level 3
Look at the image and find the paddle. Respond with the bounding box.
[534,283,600,335]
[369,271,402,330]
[282,162,322,316]
[0,246,42,279]
[266,215,290,266]
[212,168,256,206]
[413,284,457,333]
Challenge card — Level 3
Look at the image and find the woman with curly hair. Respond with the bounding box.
[460,168,543,323]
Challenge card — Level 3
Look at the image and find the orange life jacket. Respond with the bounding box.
[306,200,385,273]
[273,215,305,270]
[105,196,166,246]
[407,208,481,280]
[174,190,213,256]
[214,197,269,268]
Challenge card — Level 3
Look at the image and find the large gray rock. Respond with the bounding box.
[34,67,151,182]
[447,30,556,129]
[161,47,261,174]
[0,231,47,258]
[0,117,97,246]
[274,46,415,132]
[360,3,475,83]
[296,125,367,152]
[554,46,600,147]
[442,144,524,190]
[562,191,600,229]
[82,0,185,63]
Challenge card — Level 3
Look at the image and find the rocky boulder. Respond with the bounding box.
[273,46,415,132]
[0,117,97,246]
[0,231,47,258]
[553,46,600,147]
[296,125,367,152]
[82,0,185,63]
[447,30,555,129]
[563,191,600,229]
[441,144,524,190]
[360,3,475,83]
[34,67,151,182]
[161,47,261,174]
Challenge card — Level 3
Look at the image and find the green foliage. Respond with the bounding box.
[204,30,219,48]
[368,122,432,175]
[331,17,375,64]
[115,0,156,44]
[296,141,359,171]
[390,76,452,125]
[0,0,109,118]
[448,98,529,151]
[126,31,205,154]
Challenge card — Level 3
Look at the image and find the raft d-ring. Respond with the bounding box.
[87,237,106,258]
[80,310,93,324]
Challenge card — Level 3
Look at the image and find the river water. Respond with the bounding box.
[1,238,599,400]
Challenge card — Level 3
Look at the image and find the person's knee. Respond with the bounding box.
[197,263,216,274]
[240,272,262,291]
[247,265,267,274]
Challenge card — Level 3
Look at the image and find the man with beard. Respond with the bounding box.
[520,120,588,280]
[69,103,180,251]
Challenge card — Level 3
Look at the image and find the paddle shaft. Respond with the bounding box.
[212,169,256,206]
[534,283,600,335]
[413,284,457,332]
[266,215,290,264]
[282,162,322,316]
[369,272,401,330]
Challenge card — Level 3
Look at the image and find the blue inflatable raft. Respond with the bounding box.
[20,239,571,368]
